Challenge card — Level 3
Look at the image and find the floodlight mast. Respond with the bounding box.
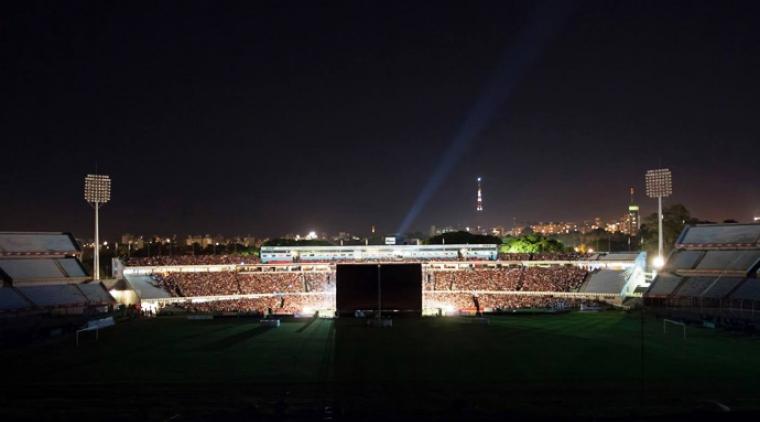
[84,174,111,280]
[645,169,672,269]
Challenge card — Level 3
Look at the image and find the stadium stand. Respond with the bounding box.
[16,284,88,307]
[729,278,760,302]
[0,232,114,314]
[0,287,32,313]
[645,223,760,326]
[695,250,760,271]
[127,255,259,266]
[0,258,87,282]
[675,276,723,297]
[581,270,627,294]
[131,263,601,315]
[123,274,173,300]
[78,283,115,303]
[664,250,704,271]
[699,277,745,299]
[0,232,80,256]
[646,274,684,298]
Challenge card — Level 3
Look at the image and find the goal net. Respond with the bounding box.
[663,319,687,339]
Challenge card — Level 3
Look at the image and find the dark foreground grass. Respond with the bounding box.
[2,311,760,420]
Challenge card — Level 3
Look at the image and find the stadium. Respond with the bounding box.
[116,243,644,318]
[2,225,760,420]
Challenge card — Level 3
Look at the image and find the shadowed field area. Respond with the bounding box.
[2,311,760,420]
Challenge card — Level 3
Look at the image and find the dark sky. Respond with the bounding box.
[3,1,759,239]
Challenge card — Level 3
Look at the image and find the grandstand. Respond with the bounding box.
[645,223,760,327]
[117,246,645,315]
[0,232,114,316]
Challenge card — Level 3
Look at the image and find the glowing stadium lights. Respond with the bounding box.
[84,174,111,280]
[645,169,673,269]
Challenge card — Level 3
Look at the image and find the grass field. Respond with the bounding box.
[2,311,760,420]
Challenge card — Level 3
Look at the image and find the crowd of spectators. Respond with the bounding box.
[238,273,303,294]
[304,272,335,292]
[476,294,583,310]
[424,292,598,311]
[425,266,587,292]
[173,293,334,315]
[152,265,586,299]
[155,272,239,296]
[151,270,336,297]
[519,267,587,292]
[128,254,258,266]
[427,268,523,291]
[498,252,591,261]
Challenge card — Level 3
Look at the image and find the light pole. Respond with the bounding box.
[645,169,672,269]
[84,174,111,280]
[377,264,382,320]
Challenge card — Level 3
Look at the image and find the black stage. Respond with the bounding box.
[336,264,422,317]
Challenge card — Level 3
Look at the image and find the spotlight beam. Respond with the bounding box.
[397,2,575,234]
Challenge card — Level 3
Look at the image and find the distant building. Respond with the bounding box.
[624,187,640,235]
[120,233,145,250]
[531,222,578,235]
[185,234,214,247]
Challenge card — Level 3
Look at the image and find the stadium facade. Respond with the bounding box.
[259,244,498,263]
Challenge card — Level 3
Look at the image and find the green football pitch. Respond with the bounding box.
[2,311,760,420]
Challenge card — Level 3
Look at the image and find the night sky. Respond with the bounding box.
[3,1,759,239]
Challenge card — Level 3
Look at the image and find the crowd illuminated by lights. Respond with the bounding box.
[147,264,590,314]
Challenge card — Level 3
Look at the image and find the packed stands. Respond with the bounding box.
[519,267,587,292]
[428,268,523,291]
[137,264,596,315]
[304,272,334,292]
[498,252,591,261]
[238,272,303,294]
[424,292,598,312]
[477,294,588,310]
[173,294,335,315]
[127,254,259,266]
[157,272,240,296]
[148,270,332,298]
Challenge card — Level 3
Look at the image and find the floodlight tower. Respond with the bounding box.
[84,174,111,280]
[476,177,483,212]
[645,169,672,269]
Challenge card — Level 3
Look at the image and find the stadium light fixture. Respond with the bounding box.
[84,174,111,280]
[645,169,672,269]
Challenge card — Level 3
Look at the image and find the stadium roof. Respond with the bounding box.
[0,232,80,256]
[0,257,90,285]
[676,223,760,249]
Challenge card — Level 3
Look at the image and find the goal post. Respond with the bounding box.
[663,319,686,339]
